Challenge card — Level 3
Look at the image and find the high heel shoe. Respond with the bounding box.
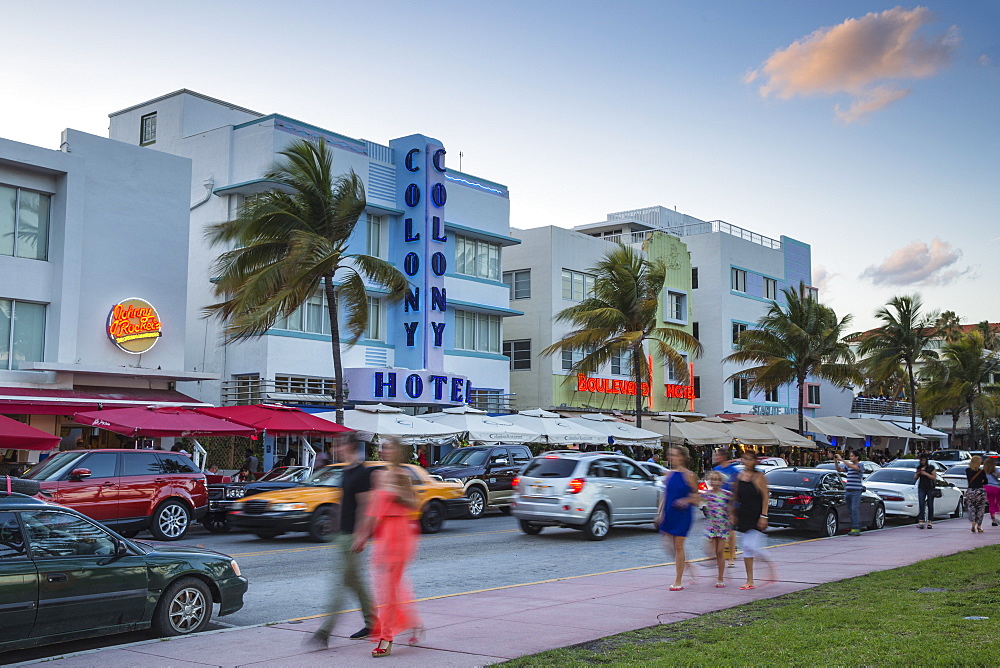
[408,626,425,645]
[372,640,392,658]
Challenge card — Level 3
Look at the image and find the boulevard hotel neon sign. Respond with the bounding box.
[576,374,695,400]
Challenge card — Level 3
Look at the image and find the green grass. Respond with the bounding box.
[506,545,1000,667]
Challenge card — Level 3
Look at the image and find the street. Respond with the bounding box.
[5,510,825,663]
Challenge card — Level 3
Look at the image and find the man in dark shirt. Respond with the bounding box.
[312,434,376,646]
[242,448,259,474]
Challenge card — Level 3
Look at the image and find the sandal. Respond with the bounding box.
[716,582,726,588]
[372,640,392,658]
[669,585,684,591]
[739,584,756,590]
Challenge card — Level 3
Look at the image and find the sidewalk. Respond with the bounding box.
[20,518,995,667]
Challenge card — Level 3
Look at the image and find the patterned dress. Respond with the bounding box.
[702,489,732,539]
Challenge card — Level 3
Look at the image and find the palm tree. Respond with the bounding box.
[724,286,861,435]
[935,310,964,343]
[542,245,702,428]
[856,295,939,434]
[205,139,408,423]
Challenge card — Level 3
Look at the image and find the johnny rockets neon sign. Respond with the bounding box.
[576,374,694,400]
[107,298,162,354]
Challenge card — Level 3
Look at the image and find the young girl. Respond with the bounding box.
[702,470,732,588]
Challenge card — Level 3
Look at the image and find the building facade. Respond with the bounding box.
[107,90,517,413]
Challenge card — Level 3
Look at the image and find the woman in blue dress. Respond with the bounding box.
[657,445,702,590]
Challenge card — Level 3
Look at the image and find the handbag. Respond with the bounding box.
[932,488,942,499]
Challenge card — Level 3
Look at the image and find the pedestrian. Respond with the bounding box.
[243,448,259,474]
[657,445,701,591]
[712,448,741,567]
[730,451,772,590]
[701,470,732,588]
[311,434,377,647]
[965,456,988,534]
[835,450,864,536]
[416,445,429,469]
[983,458,1000,527]
[314,442,335,469]
[914,455,937,529]
[355,437,423,658]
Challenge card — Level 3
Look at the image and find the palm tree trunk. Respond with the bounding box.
[906,361,917,434]
[323,275,345,424]
[633,345,644,428]
[968,398,976,450]
[796,376,805,435]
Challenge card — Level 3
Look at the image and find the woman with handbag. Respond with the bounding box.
[965,456,988,534]
[914,455,937,529]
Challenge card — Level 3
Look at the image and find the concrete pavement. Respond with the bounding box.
[15,517,996,667]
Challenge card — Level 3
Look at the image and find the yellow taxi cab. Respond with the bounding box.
[227,462,469,541]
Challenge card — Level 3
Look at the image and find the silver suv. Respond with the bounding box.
[511,451,662,541]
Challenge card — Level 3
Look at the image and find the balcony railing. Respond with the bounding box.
[594,221,781,251]
[222,378,337,406]
[851,397,919,418]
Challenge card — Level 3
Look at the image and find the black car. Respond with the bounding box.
[204,465,314,533]
[765,467,886,537]
[427,445,532,518]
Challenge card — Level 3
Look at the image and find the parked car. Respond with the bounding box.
[20,449,207,541]
[756,457,788,474]
[428,445,532,518]
[228,463,469,540]
[204,465,314,533]
[637,461,668,477]
[0,488,247,652]
[814,460,882,478]
[884,459,949,473]
[511,451,662,541]
[765,468,886,537]
[929,449,972,463]
[862,467,964,519]
[941,464,973,491]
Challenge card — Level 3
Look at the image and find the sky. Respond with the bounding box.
[2,1,997,330]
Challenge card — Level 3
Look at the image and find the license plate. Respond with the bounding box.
[531,485,549,495]
[769,498,779,506]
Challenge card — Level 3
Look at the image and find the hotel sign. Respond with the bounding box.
[576,374,650,397]
[107,298,162,354]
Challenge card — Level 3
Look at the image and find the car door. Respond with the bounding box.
[821,474,848,526]
[485,448,516,505]
[22,509,147,637]
[117,451,164,526]
[935,478,960,518]
[52,451,120,523]
[589,459,628,521]
[619,460,660,521]
[0,511,37,641]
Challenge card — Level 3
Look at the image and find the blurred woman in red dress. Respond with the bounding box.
[355,437,423,658]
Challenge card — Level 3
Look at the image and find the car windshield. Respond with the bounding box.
[814,462,838,470]
[259,467,291,482]
[437,448,489,467]
[866,468,918,484]
[766,470,821,487]
[522,457,578,478]
[931,451,962,460]
[886,460,919,468]
[308,467,344,487]
[945,465,969,475]
[20,451,88,480]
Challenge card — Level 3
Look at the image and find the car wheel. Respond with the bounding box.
[519,520,542,535]
[149,500,191,541]
[201,516,231,534]
[466,487,487,519]
[308,505,337,542]
[952,495,964,519]
[582,505,611,541]
[869,503,885,530]
[819,510,838,538]
[152,577,212,637]
[254,531,281,539]
[420,501,446,534]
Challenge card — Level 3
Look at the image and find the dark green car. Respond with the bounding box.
[0,491,248,652]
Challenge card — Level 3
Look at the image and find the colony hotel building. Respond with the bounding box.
[108,90,518,413]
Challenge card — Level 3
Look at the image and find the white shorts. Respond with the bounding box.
[740,529,765,559]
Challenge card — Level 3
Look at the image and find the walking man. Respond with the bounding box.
[312,434,377,646]
[835,450,864,536]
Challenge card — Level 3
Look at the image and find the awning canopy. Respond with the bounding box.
[0,386,210,415]
[561,414,663,448]
[73,407,255,438]
[421,406,541,444]
[851,418,926,440]
[0,415,61,451]
[642,418,732,446]
[196,404,352,435]
[503,410,606,446]
[314,404,460,446]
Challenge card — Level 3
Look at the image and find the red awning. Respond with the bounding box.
[0,414,61,451]
[0,385,210,416]
[73,407,256,438]
[195,404,352,435]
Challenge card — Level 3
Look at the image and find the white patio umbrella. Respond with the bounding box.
[421,406,542,444]
[504,409,606,446]
[562,413,663,448]
[313,404,461,446]
[644,417,732,446]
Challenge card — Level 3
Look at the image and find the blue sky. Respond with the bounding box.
[2,1,997,329]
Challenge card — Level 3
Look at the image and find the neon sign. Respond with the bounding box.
[576,374,650,397]
[665,384,696,400]
[107,298,162,354]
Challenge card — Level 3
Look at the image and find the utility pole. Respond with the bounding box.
[459,151,463,171]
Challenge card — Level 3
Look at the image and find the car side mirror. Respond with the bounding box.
[493,459,509,466]
[70,468,92,481]
[115,539,130,556]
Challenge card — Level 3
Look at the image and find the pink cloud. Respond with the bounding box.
[812,265,838,294]
[860,238,973,286]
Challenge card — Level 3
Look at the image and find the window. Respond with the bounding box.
[160,454,197,474]
[122,453,162,477]
[74,452,118,479]
[468,388,504,412]
[561,269,595,301]
[275,290,330,335]
[454,310,500,353]
[691,267,699,289]
[763,277,778,301]
[0,512,26,560]
[140,112,157,145]
[611,351,629,376]
[732,322,749,345]
[693,376,701,399]
[562,349,575,371]
[274,375,337,397]
[807,384,821,406]
[666,355,688,383]
[1,185,51,261]
[23,510,117,557]
[503,339,531,370]
[802,285,819,301]
[765,387,779,403]
[455,235,501,281]
[692,322,700,341]
[733,378,750,400]
[666,292,686,322]
[366,214,384,259]
[365,297,382,340]
[0,299,46,370]
[510,447,531,466]
[731,268,747,292]
[503,270,531,300]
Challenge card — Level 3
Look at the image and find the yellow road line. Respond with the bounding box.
[230,528,521,558]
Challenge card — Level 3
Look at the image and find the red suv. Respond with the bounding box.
[21,449,208,541]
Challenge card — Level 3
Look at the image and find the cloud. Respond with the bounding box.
[812,265,838,294]
[747,6,960,122]
[980,54,993,67]
[860,238,973,286]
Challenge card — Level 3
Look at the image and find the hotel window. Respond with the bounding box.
[732,322,749,345]
[666,354,688,383]
[502,270,531,300]
[1,185,51,261]
[0,299,46,370]
[561,269,595,301]
[140,112,157,145]
[666,291,686,322]
[692,321,700,341]
[610,351,630,376]
[468,388,503,412]
[274,375,337,397]
[765,387,779,403]
[731,268,747,293]
[503,339,531,370]
[693,376,701,399]
[733,378,750,400]
[275,290,330,335]
[366,214,385,259]
[763,277,778,301]
[802,285,819,301]
[455,235,501,281]
[454,310,500,353]
[807,384,821,406]
[691,267,699,289]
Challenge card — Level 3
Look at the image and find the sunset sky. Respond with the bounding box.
[3,1,996,329]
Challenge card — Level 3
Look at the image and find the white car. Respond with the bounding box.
[884,459,949,473]
[863,467,964,519]
[756,457,787,474]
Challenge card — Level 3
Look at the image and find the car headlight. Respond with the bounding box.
[230,559,242,577]
[445,477,465,485]
[226,487,246,499]
[230,501,244,510]
[270,502,308,512]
